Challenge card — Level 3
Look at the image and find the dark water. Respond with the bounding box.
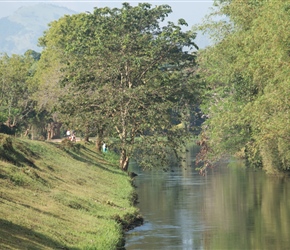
[125,146,290,250]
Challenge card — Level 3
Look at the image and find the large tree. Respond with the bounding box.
[196,0,290,174]
[0,51,39,135]
[38,3,200,170]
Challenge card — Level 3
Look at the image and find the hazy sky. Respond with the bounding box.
[0,1,214,27]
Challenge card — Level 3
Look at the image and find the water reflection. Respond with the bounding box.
[126,146,290,250]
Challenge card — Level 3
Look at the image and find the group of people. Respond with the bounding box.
[66,129,76,142]
[65,130,109,152]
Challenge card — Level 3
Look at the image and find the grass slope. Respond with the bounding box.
[0,134,141,249]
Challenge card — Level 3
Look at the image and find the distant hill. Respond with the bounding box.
[0,4,76,55]
[0,3,211,56]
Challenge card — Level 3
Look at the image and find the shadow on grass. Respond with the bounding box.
[19,202,69,222]
[0,141,39,170]
[0,219,79,250]
[49,142,124,176]
[67,148,124,175]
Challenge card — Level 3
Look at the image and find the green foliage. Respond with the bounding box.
[196,0,290,174]
[39,3,201,170]
[0,52,40,135]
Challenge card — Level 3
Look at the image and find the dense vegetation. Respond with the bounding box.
[1,1,289,175]
[0,1,290,249]
[195,0,290,174]
[0,134,141,249]
[1,3,201,171]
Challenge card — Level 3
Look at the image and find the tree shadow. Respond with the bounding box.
[49,142,124,176]
[67,148,124,175]
[0,219,79,250]
[0,140,39,169]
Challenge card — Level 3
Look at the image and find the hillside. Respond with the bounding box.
[0,4,76,55]
[0,134,141,249]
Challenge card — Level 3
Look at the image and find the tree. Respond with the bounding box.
[195,0,290,174]
[0,51,39,135]
[39,3,200,170]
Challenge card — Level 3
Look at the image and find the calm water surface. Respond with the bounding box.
[125,147,290,250]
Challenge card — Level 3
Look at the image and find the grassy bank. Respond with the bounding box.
[0,134,142,249]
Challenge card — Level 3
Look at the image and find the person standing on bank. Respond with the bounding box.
[102,143,107,153]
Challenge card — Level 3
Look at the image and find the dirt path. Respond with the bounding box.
[49,137,82,143]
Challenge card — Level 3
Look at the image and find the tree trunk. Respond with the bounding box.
[24,127,30,137]
[95,128,104,152]
[95,136,102,152]
[46,123,53,140]
[84,124,90,142]
[47,122,61,140]
[53,122,62,139]
[119,148,129,171]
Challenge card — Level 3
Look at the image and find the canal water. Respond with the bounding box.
[125,146,290,250]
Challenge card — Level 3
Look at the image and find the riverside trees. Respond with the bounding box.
[0,51,40,134]
[38,3,200,171]
[196,0,290,174]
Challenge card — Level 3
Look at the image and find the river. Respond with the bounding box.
[125,146,290,250]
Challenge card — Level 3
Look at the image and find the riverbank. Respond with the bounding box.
[0,134,142,249]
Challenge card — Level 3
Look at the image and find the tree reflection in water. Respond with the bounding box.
[126,146,290,250]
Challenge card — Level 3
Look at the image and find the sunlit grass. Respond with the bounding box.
[0,135,140,249]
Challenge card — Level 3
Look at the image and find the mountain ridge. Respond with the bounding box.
[0,3,211,56]
[0,4,76,55]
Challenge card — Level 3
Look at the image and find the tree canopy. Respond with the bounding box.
[0,51,40,134]
[37,3,200,170]
[1,1,289,175]
[196,0,290,174]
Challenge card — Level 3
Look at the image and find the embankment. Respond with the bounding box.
[0,134,142,249]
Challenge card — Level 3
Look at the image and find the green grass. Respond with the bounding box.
[0,134,142,249]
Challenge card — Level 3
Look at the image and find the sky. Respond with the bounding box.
[0,0,214,27]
